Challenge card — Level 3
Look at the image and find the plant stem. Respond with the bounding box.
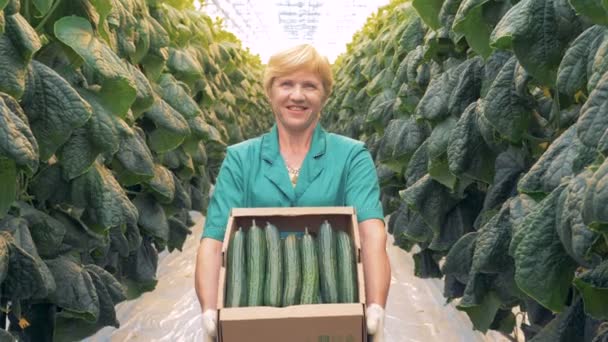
[35,0,63,33]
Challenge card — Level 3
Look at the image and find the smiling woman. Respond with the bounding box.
[194,44,392,342]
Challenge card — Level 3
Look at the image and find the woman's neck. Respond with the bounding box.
[277,122,317,167]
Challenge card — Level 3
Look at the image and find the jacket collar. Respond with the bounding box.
[261,123,327,201]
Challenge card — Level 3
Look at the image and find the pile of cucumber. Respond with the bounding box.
[225,220,358,307]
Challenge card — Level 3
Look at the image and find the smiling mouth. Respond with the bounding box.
[286,105,309,111]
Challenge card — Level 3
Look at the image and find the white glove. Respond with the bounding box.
[202,309,218,342]
[366,303,385,342]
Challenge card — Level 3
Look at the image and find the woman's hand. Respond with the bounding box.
[203,309,218,341]
[195,238,223,340]
[358,218,390,341]
[366,303,385,342]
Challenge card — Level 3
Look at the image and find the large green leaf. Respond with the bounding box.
[415,70,454,122]
[511,185,578,312]
[557,25,608,98]
[481,147,527,212]
[122,238,158,295]
[400,174,461,234]
[5,13,41,61]
[51,210,107,253]
[480,56,534,143]
[491,0,583,85]
[377,118,430,172]
[0,93,38,174]
[528,298,586,341]
[582,157,608,231]
[569,0,608,25]
[32,0,53,15]
[112,125,155,186]
[587,38,608,93]
[70,161,139,231]
[427,116,459,190]
[144,97,190,153]
[556,170,601,268]
[0,35,27,98]
[442,232,478,284]
[413,0,445,29]
[429,191,482,251]
[2,230,56,300]
[577,71,608,149]
[447,101,495,183]
[157,73,202,119]
[57,87,128,180]
[54,16,136,118]
[46,256,99,323]
[412,248,442,278]
[58,127,101,181]
[399,16,425,52]
[145,164,176,204]
[0,158,16,219]
[127,62,154,117]
[448,57,484,117]
[573,260,608,320]
[20,207,66,259]
[393,203,434,244]
[20,61,92,161]
[167,216,191,252]
[167,47,203,80]
[458,288,503,333]
[453,0,496,58]
[518,125,596,196]
[132,194,169,241]
[471,203,513,274]
[405,140,430,187]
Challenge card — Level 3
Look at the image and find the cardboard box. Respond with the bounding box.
[217,207,367,342]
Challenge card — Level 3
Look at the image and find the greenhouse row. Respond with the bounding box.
[0,0,607,341]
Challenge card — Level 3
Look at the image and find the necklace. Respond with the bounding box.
[286,164,300,186]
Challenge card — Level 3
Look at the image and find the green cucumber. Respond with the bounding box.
[300,227,320,305]
[225,227,247,307]
[246,220,266,306]
[318,220,339,303]
[337,230,358,303]
[264,222,282,307]
[282,233,302,306]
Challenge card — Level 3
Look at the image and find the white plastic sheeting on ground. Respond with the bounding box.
[86,213,515,342]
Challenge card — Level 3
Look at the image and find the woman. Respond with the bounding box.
[194,44,390,342]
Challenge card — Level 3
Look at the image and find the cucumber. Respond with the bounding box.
[336,230,358,303]
[225,227,247,307]
[300,227,320,305]
[318,220,339,303]
[282,233,302,306]
[246,220,266,306]
[264,222,282,307]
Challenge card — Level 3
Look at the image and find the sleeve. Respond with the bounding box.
[345,143,385,223]
[201,148,244,241]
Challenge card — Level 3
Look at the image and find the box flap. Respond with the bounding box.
[231,206,355,216]
[220,303,363,321]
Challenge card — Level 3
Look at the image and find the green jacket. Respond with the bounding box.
[202,123,383,241]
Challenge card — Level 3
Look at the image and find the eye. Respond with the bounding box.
[279,80,293,87]
[303,82,317,89]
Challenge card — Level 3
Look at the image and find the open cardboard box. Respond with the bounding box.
[217,207,368,342]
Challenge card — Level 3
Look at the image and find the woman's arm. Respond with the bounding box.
[358,218,391,307]
[195,237,224,312]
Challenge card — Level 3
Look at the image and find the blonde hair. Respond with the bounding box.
[263,44,334,101]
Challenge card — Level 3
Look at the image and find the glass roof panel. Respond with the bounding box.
[197,0,390,63]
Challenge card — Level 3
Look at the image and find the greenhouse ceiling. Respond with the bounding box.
[196,0,390,63]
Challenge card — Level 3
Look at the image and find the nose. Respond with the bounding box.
[289,85,305,101]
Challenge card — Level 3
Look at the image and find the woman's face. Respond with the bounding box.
[269,69,325,132]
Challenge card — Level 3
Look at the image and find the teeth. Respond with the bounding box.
[288,106,306,110]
